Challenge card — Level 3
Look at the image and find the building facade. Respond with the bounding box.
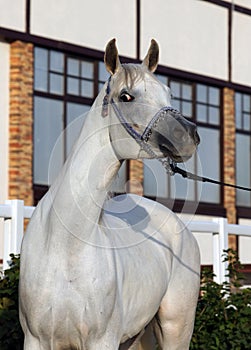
[0,0,251,271]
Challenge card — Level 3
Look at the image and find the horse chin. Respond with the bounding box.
[170,154,192,163]
[160,145,193,163]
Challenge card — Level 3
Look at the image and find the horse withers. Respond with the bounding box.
[19,39,200,350]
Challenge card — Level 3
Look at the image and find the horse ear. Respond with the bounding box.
[142,39,159,73]
[104,38,121,75]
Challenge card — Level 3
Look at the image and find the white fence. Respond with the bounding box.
[0,200,251,284]
[0,200,34,270]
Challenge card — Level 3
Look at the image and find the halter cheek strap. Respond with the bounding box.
[101,76,112,118]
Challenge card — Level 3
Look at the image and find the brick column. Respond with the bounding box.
[223,87,237,250]
[128,160,144,195]
[9,41,33,205]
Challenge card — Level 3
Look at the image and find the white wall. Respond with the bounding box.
[30,0,136,57]
[0,40,10,261]
[0,0,26,31]
[2,0,251,86]
[232,12,251,87]
[141,0,228,80]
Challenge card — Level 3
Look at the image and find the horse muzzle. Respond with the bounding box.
[142,107,200,162]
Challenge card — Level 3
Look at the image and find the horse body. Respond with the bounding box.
[20,39,200,349]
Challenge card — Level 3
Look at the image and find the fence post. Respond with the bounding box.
[213,218,229,284]
[3,200,24,270]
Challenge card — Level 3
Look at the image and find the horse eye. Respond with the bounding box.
[120,92,135,102]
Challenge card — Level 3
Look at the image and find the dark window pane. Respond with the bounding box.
[243,114,251,131]
[67,58,79,76]
[172,99,180,110]
[50,73,64,95]
[81,61,93,79]
[34,97,64,185]
[34,68,48,92]
[170,158,196,201]
[81,80,93,98]
[35,47,48,70]
[235,93,242,129]
[67,77,79,95]
[182,101,192,117]
[99,61,109,82]
[182,83,192,100]
[196,104,207,123]
[170,81,180,98]
[236,134,251,206]
[143,159,168,197]
[99,82,105,92]
[243,94,251,112]
[34,48,48,91]
[197,127,220,203]
[197,84,207,103]
[209,106,220,125]
[50,51,64,73]
[209,87,220,105]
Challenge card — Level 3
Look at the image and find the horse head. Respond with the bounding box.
[103,38,200,163]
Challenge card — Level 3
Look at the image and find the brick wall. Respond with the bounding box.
[223,87,237,249]
[129,160,144,195]
[9,41,33,205]
[223,87,236,222]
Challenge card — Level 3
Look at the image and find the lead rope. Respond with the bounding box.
[170,163,251,192]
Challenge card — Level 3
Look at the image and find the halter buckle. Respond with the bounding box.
[102,94,109,117]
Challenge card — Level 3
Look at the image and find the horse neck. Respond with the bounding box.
[48,91,121,237]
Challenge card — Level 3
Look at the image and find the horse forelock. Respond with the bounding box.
[112,63,146,93]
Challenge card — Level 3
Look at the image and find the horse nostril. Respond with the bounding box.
[189,123,200,145]
[194,129,200,145]
[173,126,186,141]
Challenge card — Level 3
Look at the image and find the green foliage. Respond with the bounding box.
[0,254,23,350]
[190,249,251,350]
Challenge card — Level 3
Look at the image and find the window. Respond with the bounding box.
[170,80,193,117]
[33,47,114,202]
[235,92,251,207]
[67,58,94,97]
[34,48,65,94]
[196,84,221,204]
[144,78,222,208]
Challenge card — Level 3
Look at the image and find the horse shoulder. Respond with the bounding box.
[102,193,199,270]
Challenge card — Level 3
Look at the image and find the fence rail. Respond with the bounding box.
[0,200,35,270]
[0,200,251,283]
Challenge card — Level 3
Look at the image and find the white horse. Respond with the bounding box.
[19,39,201,350]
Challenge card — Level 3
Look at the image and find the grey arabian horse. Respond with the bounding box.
[19,39,201,350]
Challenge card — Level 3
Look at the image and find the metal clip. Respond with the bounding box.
[102,95,109,117]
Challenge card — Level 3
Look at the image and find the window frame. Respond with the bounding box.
[235,91,251,218]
